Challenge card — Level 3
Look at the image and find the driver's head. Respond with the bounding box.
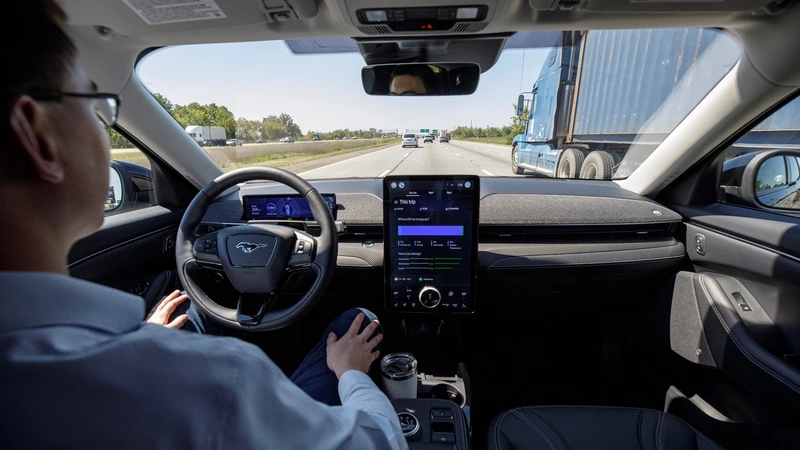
[1,0,111,266]
[390,65,438,96]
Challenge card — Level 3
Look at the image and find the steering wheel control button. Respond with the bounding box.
[194,238,218,255]
[419,286,441,308]
[226,234,277,267]
[397,412,420,440]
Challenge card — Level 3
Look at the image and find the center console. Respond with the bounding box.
[392,398,470,449]
[382,176,477,448]
[380,352,472,449]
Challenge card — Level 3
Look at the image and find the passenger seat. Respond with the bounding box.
[488,406,722,450]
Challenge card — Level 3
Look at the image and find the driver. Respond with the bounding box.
[0,2,406,449]
[390,65,438,95]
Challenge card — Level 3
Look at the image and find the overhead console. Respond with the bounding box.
[356,5,489,32]
[339,0,508,36]
[384,176,479,314]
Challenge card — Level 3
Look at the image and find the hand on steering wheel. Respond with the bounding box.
[176,167,337,332]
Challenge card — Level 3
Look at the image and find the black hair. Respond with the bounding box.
[390,65,438,95]
[2,0,76,175]
[4,0,76,100]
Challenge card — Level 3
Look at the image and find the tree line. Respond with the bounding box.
[107,93,391,148]
[302,129,395,140]
[108,93,237,148]
[449,104,529,144]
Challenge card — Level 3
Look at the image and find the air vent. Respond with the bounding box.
[358,25,392,35]
[451,22,487,33]
[340,224,383,242]
[479,222,678,243]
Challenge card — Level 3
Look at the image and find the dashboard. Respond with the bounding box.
[198,177,686,314]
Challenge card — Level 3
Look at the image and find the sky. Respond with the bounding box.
[137,40,548,133]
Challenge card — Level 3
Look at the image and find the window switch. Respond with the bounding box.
[694,234,705,255]
[732,292,752,312]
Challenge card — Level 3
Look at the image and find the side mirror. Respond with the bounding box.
[106,160,155,215]
[517,94,525,116]
[740,151,800,210]
[106,167,124,212]
[362,63,480,96]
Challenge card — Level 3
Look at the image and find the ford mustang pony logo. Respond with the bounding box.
[236,242,269,253]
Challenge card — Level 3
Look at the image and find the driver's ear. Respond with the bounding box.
[7,95,65,184]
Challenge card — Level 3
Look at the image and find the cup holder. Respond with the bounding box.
[428,383,465,407]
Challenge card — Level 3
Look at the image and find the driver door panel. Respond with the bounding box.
[68,206,184,312]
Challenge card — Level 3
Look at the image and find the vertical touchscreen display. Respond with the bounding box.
[384,176,479,313]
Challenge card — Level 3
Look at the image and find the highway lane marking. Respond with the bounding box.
[298,144,401,176]
[454,153,461,157]
[481,169,495,176]
[404,153,409,157]
[378,169,391,177]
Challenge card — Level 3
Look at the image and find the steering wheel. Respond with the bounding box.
[176,167,337,331]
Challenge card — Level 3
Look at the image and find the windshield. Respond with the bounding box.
[135,28,740,181]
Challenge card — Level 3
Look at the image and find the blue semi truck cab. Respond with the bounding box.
[512,28,742,179]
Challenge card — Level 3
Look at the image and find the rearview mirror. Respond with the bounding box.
[517,94,524,115]
[362,63,480,96]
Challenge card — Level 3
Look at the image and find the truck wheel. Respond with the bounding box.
[579,151,615,180]
[556,148,585,178]
[511,145,525,175]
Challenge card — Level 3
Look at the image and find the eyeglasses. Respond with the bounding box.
[29,92,121,127]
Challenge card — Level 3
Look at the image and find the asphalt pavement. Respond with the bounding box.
[298,140,522,179]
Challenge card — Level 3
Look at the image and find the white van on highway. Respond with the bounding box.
[402,133,418,148]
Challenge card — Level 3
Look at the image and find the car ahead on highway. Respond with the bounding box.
[256,138,267,144]
[279,136,295,143]
[32,2,800,449]
[423,135,434,143]
[440,135,449,143]
[312,134,321,141]
[225,139,242,146]
[402,133,418,148]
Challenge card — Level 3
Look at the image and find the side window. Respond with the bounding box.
[719,96,800,213]
[106,129,156,215]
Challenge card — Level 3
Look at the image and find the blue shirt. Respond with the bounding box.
[0,272,407,449]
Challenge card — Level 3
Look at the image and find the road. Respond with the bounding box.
[299,140,520,179]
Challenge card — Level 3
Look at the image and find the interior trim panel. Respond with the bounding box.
[337,239,685,270]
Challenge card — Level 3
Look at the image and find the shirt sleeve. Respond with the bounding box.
[338,370,407,450]
[216,338,409,450]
